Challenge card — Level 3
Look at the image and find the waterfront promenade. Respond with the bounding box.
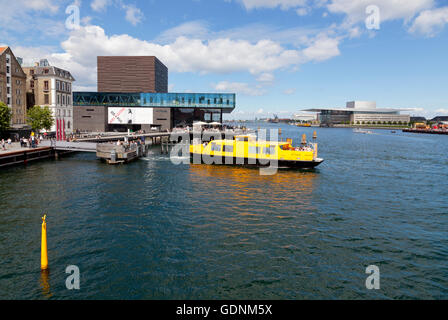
[0,142,55,168]
[0,142,33,154]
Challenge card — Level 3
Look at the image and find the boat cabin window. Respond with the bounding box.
[223,145,234,153]
[248,146,260,154]
[211,143,222,152]
[263,146,276,155]
[235,136,249,142]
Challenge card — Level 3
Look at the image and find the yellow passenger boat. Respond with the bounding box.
[189,135,324,169]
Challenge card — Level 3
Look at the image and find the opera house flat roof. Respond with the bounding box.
[302,107,413,113]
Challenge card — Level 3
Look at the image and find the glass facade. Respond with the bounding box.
[171,108,222,128]
[73,92,235,112]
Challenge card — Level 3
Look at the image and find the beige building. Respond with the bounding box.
[0,46,27,127]
[23,59,75,138]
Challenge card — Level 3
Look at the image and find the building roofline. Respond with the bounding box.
[302,107,413,113]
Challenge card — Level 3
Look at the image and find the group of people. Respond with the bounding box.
[20,136,40,148]
[0,133,48,151]
[295,146,313,152]
[114,138,144,151]
[1,138,12,151]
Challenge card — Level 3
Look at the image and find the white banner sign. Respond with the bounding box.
[108,107,154,125]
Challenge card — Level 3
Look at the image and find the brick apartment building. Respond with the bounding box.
[0,46,27,128]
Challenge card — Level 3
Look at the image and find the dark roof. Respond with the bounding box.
[25,65,75,81]
[430,116,448,122]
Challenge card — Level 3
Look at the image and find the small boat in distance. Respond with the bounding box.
[353,128,373,134]
[189,135,324,169]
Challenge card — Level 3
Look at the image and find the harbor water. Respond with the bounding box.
[0,123,447,299]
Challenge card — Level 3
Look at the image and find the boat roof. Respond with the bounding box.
[211,139,288,145]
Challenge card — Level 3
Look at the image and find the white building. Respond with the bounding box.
[293,112,317,122]
[303,101,411,125]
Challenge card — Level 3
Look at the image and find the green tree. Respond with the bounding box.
[27,105,54,132]
[0,101,12,133]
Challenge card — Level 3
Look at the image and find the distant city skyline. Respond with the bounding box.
[1,0,447,119]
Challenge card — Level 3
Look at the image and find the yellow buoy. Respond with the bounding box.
[313,131,317,139]
[41,215,48,270]
[301,133,307,145]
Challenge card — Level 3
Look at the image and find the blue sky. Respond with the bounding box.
[1,0,447,119]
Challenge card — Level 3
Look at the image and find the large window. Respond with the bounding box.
[224,145,234,153]
[211,143,222,152]
[248,146,260,154]
[263,146,276,155]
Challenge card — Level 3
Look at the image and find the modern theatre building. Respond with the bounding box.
[73,56,235,132]
[303,101,411,126]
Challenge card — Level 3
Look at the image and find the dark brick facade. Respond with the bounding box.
[97,56,168,93]
[73,105,107,132]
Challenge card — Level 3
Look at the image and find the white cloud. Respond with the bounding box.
[156,21,210,43]
[122,3,144,26]
[213,81,265,96]
[21,0,59,13]
[283,88,296,95]
[256,73,275,82]
[296,7,310,16]
[409,6,448,37]
[302,34,340,62]
[326,0,434,24]
[0,0,62,38]
[91,0,111,12]
[235,0,307,10]
[230,0,445,35]
[12,24,342,91]
[435,108,448,114]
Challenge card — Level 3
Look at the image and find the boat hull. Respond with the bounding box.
[190,153,323,169]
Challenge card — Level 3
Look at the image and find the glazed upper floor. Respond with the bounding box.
[74,92,236,112]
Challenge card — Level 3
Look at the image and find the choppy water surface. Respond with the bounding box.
[0,123,447,299]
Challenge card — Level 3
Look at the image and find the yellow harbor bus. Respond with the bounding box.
[189,135,324,169]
